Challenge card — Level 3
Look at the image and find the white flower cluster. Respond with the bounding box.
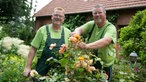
[17,44,30,58]
[30,69,38,77]
[1,36,30,58]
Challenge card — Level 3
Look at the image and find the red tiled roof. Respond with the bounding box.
[34,0,146,17]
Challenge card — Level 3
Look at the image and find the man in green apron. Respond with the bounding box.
[23,7,71,77]
[71,4,117,82]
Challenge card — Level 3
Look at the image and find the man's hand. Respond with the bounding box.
[78,42,87,49]
[70,26,85,37]
[23,68,31,77]
[70,32,79,37]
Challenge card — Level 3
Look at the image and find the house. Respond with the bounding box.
[34,0,146,32]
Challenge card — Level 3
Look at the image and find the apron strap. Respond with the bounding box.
[46,25,64,37]
[87,22,95,42]
[92,23,111,56]
[61,27,64,38]
[46,25,49,35]
[45,25,65,45]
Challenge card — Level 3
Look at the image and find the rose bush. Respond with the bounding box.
[32,34,108,82]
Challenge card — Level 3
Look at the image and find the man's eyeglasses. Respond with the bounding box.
[53,14,64,18]
[92,12,103,15]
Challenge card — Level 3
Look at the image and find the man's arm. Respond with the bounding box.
[79,36,112,49]
[71,26,85,36]
[86,36,112,49]
[23,46,36,77]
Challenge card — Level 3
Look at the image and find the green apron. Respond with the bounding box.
[36,25,65,75]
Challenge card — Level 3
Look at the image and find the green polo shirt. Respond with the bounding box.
[82,20,117,67]
[31,24,71,58]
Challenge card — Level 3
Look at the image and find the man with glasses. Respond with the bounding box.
[71,4,117,82]
[23,7,71,77]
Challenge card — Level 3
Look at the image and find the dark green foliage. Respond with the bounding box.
[119,9,146,65]
[0,27,7,40]
[63,14,87,31]
[0,0,35,44]
[107,12,119,24]
[0,0,31,23]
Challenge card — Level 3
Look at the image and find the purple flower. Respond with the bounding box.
[134,68,139,72]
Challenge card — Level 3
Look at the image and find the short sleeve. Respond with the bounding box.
[64,27,71,44]
[82,21,95,34]
[31,27,43,49]
[104,24,117,43]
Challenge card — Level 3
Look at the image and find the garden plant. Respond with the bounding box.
[29,34,108,82]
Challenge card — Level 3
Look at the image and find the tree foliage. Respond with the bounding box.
[0,0,34,44]
[0,0,31,23]
[107,12,119,25]
[63,14,86,31]
[119,9,146,65]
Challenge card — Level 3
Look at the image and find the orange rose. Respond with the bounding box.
[78,56,84,61]
[59,44,68,54]
[113,44,118,49]
[59,47,64,54]
[74,61,81,68]
[73,34,81,40]
[61,44,68,50]
[69,37,78,43]
[80,60,88,68]
[49,43,56,50]
[86,59,93,65]
[86,66,96,74]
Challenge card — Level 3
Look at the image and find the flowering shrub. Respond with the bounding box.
[31,34,108,82]
[58,34,108,82]
[0,36,30,58]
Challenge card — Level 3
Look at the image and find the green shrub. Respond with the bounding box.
[119,9,146,65]
[0,54,27,82]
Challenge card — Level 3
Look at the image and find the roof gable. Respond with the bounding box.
[34,0,146,17]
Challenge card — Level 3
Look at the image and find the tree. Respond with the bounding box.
[0,0,31,23]
[0,0,34,44]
